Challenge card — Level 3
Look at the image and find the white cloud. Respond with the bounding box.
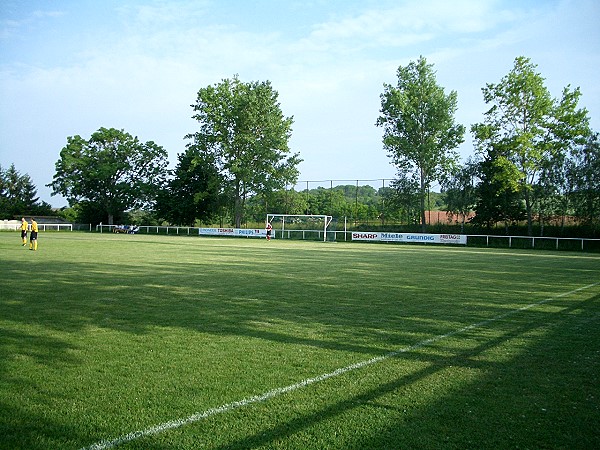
[304,0,522,52]
[0,8,65,39]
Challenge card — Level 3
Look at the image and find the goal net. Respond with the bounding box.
[266,214,334,242]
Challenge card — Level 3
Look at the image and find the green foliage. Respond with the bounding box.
[155,147,225,226]
[38,62,596,236]
[384,171,421,224]
[48,127,169,225]
[243,182,447,227]
[125,208,162,226]
[377,56,465,231]
[442,158,477,231]
[571,132,600,229]
[472,56,590,235]
[471,128,521,224]
[55,206,79,223]
[187,75,302,228]
[0,163,52,219]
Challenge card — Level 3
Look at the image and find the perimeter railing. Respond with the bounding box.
[93,224,600,252]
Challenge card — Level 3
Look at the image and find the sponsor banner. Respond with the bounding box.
[351,232,381,241]
[352,232,466,245]
[437,234,467,245]
[199,227,233,236]
[199,228,267,238]
[235,228,267,237]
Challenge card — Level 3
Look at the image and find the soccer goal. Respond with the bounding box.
[266,214,333,242]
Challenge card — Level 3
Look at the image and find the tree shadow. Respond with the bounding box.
[204,293,600,449]
[1,240,598,449]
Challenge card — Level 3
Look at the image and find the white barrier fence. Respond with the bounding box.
[93,224,599,252]
[96,225,267,237]
[0,221,73,231]
[3,222,592,251]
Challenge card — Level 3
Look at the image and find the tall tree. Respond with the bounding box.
[49,127,169,224]
[571,132,600,230]
[469,131,526,232]
[442,158,478,232]
[0,163,52,219]
[472,56,590,236]
[384,168,421,226]
[187,75,302,228]
[377,56,465,232]
[155,147,224,226]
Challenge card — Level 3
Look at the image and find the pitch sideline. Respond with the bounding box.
[82,281,599,450]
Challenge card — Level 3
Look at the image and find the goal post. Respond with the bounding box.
[266,214,333,242]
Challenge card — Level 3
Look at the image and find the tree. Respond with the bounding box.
[571,132,600,230]
[187,75,302,228]
[442,158,478,232]
[155,147,224,226]
[469,135,526,232]
[377,56,465,232]
[0,163,52,219]
[384,169,421,226]
[472,56,590,236]
[49,127,169,224]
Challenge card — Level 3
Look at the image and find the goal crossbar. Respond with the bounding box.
[266,214,333,242]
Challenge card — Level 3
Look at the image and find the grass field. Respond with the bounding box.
[1,231,599,449]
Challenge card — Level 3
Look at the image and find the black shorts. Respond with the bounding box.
[21,230,27,238]
[30,231,38,240]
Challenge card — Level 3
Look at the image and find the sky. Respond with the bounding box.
[1,0,599,207]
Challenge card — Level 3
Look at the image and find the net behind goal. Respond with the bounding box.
[266,214,334,242]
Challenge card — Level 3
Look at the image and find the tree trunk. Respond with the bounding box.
[420,170,427,233]
[234,196,242,228]
[234,180,242,228]
[524,189,533,236]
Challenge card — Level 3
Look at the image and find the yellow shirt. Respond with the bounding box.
[31,220,38,233]
[20,221,28,231]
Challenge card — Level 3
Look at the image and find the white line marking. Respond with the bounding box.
[82,281,599,450]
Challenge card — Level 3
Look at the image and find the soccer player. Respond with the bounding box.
[29,218,38,251]
[19,217,28,246]
[266,222,272,241]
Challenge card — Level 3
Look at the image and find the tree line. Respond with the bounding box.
[377,56,597,236]
[0,164,52,219]
[2,56,598,236]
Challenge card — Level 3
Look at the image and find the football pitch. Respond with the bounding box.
[1,232,599,449]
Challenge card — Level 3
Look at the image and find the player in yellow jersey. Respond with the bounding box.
[20,217,28,246]
[29,218,38,251]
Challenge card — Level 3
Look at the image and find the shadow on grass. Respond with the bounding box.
[1,236,599,449]
[207,293,600,449]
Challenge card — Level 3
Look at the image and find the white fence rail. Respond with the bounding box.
[0,221,73,231]
[465,234,599,252]
[2,222,597,251]
[93,224,600,252]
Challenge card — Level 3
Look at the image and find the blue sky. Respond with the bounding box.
[1,0,599,207]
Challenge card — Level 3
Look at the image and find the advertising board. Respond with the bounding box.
[352,232,466,245]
